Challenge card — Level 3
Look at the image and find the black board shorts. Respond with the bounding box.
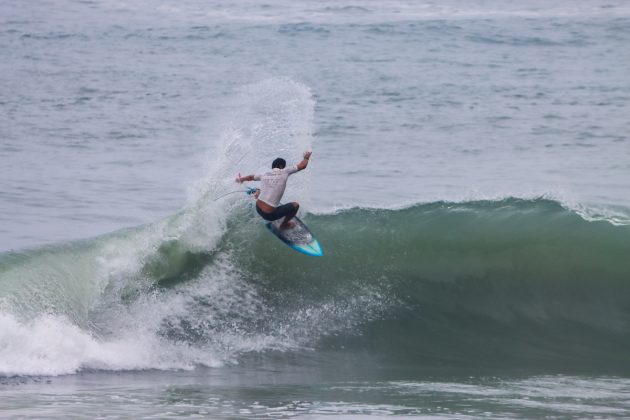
[256,203,296,222]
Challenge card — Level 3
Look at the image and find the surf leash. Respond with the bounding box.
[213,186,259,201]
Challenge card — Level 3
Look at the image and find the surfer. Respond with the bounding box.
[236,151,312,229]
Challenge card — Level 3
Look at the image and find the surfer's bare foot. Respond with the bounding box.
[280,221,295,230]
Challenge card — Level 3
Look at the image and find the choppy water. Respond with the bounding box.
[2,0,630,418]
[4,369,630,418]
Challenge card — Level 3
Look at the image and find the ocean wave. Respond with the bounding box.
[1,197,629,376]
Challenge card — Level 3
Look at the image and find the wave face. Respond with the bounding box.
[2,197,630,376]
[300,199,630,371]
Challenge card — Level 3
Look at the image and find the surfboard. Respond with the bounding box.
[266,216,323,257]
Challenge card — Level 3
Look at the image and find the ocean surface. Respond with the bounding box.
[2,0,630,418]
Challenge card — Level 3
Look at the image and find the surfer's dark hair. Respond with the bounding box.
[272,158,286,169]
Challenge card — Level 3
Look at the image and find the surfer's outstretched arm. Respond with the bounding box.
[296,151,312,171]
[236,174,256,183]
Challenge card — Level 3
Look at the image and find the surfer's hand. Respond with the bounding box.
[236,173,242,183]
[297,153,311,171]
[254,188,260,199]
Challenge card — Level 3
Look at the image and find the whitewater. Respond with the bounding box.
[2,0,630,418]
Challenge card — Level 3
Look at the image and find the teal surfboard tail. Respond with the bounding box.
[289,238,323,257]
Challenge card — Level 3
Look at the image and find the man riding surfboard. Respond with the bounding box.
[236,151,312,229]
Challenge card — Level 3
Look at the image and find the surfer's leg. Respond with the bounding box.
[256,204,276,221]
[256,203,298,228]
[279,202,299,229]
